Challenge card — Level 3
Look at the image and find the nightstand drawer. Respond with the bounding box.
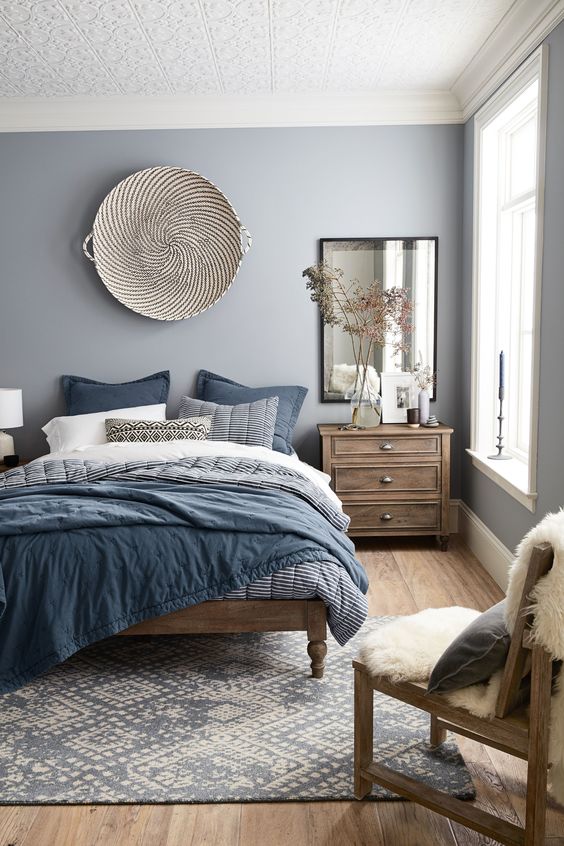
[332,434,440,457]
[346,502,440,532]
[334,463,440,495]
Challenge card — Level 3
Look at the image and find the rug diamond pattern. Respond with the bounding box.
[0,619,475,803]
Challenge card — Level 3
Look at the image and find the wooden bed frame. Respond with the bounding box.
[118,599,328,678]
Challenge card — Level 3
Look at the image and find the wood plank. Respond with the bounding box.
[307,801,384,846]
[485,746,564,839]
[240,803,308,846]
[0,805,40,845]
[451,739,523,846]
[391,540,459,608]
[440,535,504,610]
[90,806,149,846]
[21,806,109,846]
[362,762,524,846]
[97,805,169,846]
[184,804,241,846]
[376,801,458,845]
[355,541,418,617]
[138,806,174,846]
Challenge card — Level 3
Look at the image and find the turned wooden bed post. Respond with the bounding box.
[307,601,328,679]
[118,598,329,679]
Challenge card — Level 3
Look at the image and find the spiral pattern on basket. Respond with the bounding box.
[88,167,249,321]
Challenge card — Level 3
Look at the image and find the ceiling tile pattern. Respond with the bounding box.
[0,0,516,97]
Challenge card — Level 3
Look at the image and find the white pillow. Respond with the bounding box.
[42,404,167,453]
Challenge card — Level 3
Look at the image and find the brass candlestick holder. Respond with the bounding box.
[488,387,511,460]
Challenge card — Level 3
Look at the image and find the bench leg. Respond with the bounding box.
[524,645,551,846]
[354,668,374,799]
[430,715,447,747]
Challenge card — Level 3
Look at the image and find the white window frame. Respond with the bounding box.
[467,46,548,512]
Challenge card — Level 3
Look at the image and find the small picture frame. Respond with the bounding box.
[380,372,416,423]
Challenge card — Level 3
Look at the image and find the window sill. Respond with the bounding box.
[466,449,537,512]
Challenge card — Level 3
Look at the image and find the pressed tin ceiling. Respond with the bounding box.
[0,0,517,98]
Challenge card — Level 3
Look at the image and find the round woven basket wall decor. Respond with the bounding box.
[83,166,252,321]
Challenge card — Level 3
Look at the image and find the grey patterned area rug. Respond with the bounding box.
[0,617,475,804]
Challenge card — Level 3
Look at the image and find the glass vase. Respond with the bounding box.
[350,383,382,428]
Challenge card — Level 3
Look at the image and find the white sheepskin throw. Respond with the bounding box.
[328,364,380,396]
[504,508,564,803]
[359,508,564,803]
[359,607,480,682]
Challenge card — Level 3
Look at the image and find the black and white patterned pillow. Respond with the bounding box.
[178,396,279,449]
[105,416,211,443]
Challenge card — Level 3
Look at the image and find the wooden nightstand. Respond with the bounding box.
[318,423,453,550]
[0,458,27,473]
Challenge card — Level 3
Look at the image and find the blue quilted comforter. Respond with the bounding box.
[0,457,368,692]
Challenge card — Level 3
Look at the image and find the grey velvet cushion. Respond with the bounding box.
[427,600,510,693]
[179,396,279,449]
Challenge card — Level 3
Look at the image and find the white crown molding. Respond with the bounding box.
[0,90,463,133]
[453,0,564,121]
[457,501,514,591]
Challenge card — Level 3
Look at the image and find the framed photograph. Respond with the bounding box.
[380,372,415,423]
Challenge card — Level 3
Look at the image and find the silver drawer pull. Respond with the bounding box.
[380,441,394,451]
[380,512,393,521]
[379,475,393,484]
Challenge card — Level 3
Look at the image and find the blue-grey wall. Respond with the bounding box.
[460,19,564,552]
[0,124,463,479]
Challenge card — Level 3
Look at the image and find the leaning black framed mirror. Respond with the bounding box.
[320,237,438,402]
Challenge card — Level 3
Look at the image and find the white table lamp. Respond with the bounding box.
[0,389,23,460]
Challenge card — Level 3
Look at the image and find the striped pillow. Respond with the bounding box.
[105,416,211,443]
[178,396,279,449]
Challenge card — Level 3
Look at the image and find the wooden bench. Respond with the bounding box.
[353,543,556,845]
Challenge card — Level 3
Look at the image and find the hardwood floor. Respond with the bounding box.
[3,536,564,846]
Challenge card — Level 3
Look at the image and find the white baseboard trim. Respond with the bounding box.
[456,501,513,591]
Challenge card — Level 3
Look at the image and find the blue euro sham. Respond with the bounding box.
[196,370,307,455]
[63,371,170,415]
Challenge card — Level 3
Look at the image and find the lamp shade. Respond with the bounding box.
[0,389,23,429]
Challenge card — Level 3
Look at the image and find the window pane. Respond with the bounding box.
[474,62,541,479]
[509,116,537,199]
[516,207,535,455]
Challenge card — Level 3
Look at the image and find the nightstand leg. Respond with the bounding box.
[439,534,449,552]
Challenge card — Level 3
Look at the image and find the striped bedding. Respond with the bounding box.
[221,560,368,645]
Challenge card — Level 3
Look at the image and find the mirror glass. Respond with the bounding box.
[321,238,437,401]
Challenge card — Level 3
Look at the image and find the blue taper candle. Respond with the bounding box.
[499,351,505,394]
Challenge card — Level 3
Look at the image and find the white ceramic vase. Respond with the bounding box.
[418,388,430,425]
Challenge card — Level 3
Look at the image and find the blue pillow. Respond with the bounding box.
[196,370,307,455]
[63,371,170,416]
